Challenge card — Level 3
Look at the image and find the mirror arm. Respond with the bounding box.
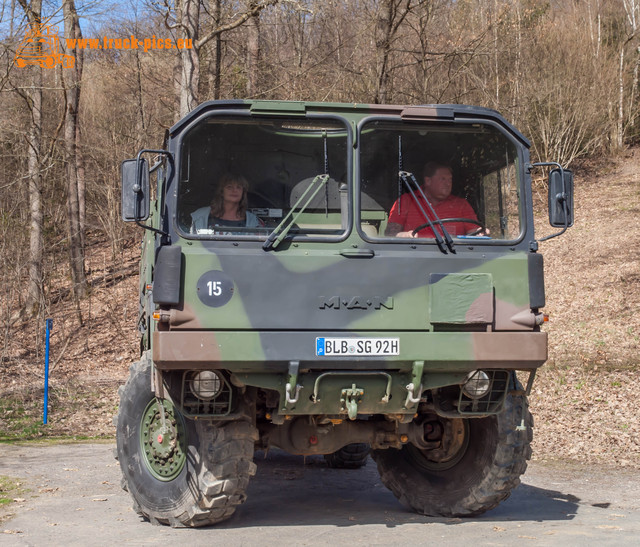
[538,201,569,241]
[134,149,173,240]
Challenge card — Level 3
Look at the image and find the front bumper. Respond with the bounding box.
[152,330,547,372]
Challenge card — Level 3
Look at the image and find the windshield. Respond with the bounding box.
[358,120,522,242]
[176,116,349,239]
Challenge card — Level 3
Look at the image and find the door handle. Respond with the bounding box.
[339,248,375,258]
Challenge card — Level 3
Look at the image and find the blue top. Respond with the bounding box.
[190,207,261,234]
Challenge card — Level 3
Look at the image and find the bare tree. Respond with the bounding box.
[16,0,44,317]
[206,0,223,99]
[246,1,261,97]
[174,0,200,117]
[163,0,280,118]
[62,0,87,305]
[373,0,418,104]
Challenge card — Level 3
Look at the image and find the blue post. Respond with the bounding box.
[44,318,53,425]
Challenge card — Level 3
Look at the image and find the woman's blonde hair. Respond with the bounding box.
[210,173,249,219]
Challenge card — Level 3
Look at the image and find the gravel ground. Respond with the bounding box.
[1,443,640,545]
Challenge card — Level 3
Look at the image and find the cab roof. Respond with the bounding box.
[169,100,530,147]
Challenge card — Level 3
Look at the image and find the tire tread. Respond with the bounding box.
[116,355,257,527]
[372,389,533,518]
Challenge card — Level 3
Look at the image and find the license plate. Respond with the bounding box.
[316,337,400,356]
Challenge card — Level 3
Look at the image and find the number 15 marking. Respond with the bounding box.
[207,281,222,296]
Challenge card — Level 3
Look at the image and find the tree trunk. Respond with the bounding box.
[76,115,86,251]
[178,0,200,118]
[18,0,44,317]
[618,45,625,149]
[206,0,222,100]
[214,28,222,100]
[63,0,87,304]
[493,0,499,106]
[26,68,43,316]
[246,5,260,97]
[375,0,393,104]
[373,0,411,105]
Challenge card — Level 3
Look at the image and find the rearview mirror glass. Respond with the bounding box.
[121,158,150,221]
[548,168,574,228]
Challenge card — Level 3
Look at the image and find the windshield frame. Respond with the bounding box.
[173,109,354,244]
[355,114,528,247]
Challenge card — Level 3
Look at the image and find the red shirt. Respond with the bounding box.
[388,192,478,237]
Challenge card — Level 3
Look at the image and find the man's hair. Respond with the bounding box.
[423,161,452,179]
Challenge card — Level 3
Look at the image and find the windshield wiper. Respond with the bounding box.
[399,171,455,254]
[262,174,330,251]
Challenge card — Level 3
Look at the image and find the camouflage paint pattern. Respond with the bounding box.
[139,100,546,419]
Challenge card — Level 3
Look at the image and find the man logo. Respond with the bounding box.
[318,296,394,310]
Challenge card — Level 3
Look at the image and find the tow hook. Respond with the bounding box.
[404,382,423,408]
[284,360,303,408]
[285,383,302,405]
[341,384,364,420]
[404,360,424,409]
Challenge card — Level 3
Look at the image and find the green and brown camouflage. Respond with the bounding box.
[118,100,573,524]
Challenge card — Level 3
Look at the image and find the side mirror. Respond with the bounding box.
[121,158,150,222]
[548,168,574,228]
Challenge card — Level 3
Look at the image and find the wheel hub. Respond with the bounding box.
[426,418,466,464]
[408,417,470,472]
[140,399,187,481]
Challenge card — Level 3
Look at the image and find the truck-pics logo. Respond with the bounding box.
[14,24,193,69]
[14,24,74,69]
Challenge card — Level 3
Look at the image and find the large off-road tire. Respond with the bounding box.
[116,354,258,527]
[324,443,370,469]
[372,387,532,517]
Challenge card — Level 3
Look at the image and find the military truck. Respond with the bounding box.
[118,100,573,527]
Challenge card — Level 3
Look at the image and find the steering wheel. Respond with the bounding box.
[411,218,486,237]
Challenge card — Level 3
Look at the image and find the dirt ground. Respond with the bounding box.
[529,149,640,467]
[0,149,639,467]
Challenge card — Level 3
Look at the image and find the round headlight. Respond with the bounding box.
[462,370,491,399]
[189,370,223,401]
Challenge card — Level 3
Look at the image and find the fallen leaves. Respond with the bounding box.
[530,367,640,467]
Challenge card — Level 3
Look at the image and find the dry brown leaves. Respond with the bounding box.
[531,148,640,467]
[0,235,138,438]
